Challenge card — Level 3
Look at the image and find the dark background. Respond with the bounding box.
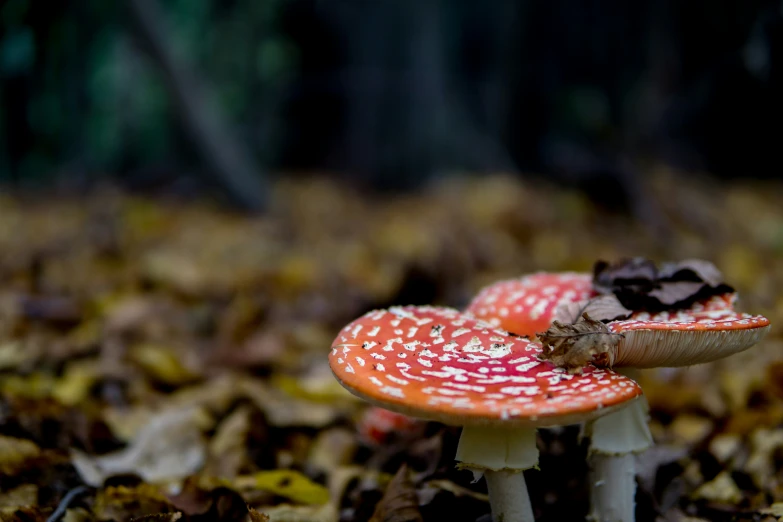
[2,0,782,210]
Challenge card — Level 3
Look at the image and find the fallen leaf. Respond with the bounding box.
[239,379,342,428]
[593,257,658,295]
[308,428,357,472]
[692,471,743,504]
[92,484,172,522]
[204,405,252,479]
[760,503,783,517]
[71,407,206,486]
[593,257,734,311]
[127,514,182,521]
[0,342,28,371]
[247,509,270,522]
[62,508,93,522]
[128,344,200,386]
[52,360,99,406]
[0,435,40,475]
[369,464,422,522]
[257,503,336,522]
[0,485,37,509]
[745,429,783,487]
[168,485,250,520]
[709,434,742,464]
[234,471,329,505]
[537,313,623,372]
[553,294,632,323]
[658,259,725,287]
[648,281,708,306]
[669,415,714,446]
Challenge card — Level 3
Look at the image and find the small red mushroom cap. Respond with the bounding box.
[467,272,594,337]
[468,272,770,370]
[330,306,642,427]
[357,407,422,445]
[608,294,771,367]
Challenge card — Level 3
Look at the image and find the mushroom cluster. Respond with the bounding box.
[329,259,770,522]
[467,263,770,522]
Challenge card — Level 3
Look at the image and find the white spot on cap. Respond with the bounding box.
[380,386,404,398]
[387,375,409,386]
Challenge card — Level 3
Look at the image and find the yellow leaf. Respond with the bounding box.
[62,508,93,522]
[129,344,198,385]
[0,436,40,475]
[0,373,54,399]
[234,470,330,505]
[52,360,98,406]
[0,484,37,509]
[0,342,27,371]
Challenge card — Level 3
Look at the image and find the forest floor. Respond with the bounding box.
[1,169,783,521]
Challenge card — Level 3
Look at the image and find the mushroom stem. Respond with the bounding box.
[585,397,653,522]
[456,425,538,522]
[485,469,534,522]
[588,453,636,522]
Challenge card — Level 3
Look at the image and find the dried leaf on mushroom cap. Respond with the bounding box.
[542,294,770,371]
[553,295,632,324]
[592,258,735,311]
[537,313,623,373]
[593,257,658,295]
[658,259,725,287]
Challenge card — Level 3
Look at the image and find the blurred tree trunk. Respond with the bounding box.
[124,0,268,212]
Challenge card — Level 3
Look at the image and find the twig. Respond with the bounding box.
[46,485,89,522]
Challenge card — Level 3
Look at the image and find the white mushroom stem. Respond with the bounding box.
[585,397,653,522]
[456,425,539,522]
[485,470,533,522]
[589,452,636,522]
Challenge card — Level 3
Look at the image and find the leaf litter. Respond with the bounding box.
[0,173,783,520]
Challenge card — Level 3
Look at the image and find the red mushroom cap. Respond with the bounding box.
[468,272,770,369]
[607,294,771,367]
[466,272,594,337]
[330,306,642,427]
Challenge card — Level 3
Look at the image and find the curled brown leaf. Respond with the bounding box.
[537,313,623,373]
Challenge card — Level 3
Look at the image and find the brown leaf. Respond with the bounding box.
[658,259,725,286]
[93,484,173,522]
[647,281,707,306]
[553,295,632,324]
[592,257,734,311]
[247,509,270,522]
[593,257,658,294]
[129,514,182,521]
[369,464,423,522]
[537,313,623,373]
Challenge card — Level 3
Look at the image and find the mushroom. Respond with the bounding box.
[329,305,643,522]
[467,270,771,522]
